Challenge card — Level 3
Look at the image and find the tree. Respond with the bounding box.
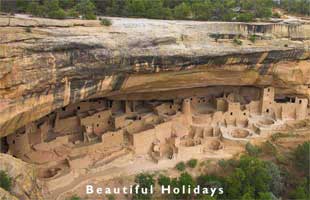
[175,161,186,171]
[59,0,75,10]
[294,141,310,175]
[127,0,146,17]
[44,0,67,19]
[173,2,191,19]
[26,1,45,17]
[157,174,171,187]
[187,159,198,168]
[212,0,236,21]
[240,0,273,18]
[70,195,82,200]
[264,161,283,196]
[144,0,172,19]
[236,13,254,22]
[0,170,12,192]
[191,0,213,20]
[289,178,310,200]
[75,0,96,20]
[171,172,196,199]
[133,173,154,200]
[277,0,310,16]
[16,0,30,12]
[245,142,262,157]
[224,156,272,199]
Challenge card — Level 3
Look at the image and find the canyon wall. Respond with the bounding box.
[0,15,309,137]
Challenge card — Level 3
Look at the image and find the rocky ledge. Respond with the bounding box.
[0,15,309,137]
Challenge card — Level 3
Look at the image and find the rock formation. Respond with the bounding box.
[1,15,310,137]
[1,14,310,199]
[0,153,43,200]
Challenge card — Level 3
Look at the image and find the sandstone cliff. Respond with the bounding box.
[0,15,309,137]
[0,153,43,200]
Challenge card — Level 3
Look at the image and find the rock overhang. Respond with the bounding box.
[0,15,310,137]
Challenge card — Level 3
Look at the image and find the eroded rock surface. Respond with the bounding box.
[0,15,310,137]
[0,153,43,200]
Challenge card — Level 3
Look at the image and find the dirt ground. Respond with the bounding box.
[57,123,309,200]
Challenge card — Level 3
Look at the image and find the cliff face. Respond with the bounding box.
[0,153,43,200]
[0,15,309,137]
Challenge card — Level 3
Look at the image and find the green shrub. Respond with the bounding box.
[173,2,191,19]
[245,142,262,157]
[249,34,256,43]
[175,162,186,171]
[224,156,272,199]
[271,132,295,141]
[67,8,79,18]
[106,194,115,200]
[218,159,228,168]
[272,12,281,18]
[48,8,67,19]
[26,2,45,17]
[100,18,112,26]
[218,158,239,169]
[289,178,309,200]
[187,159,198,168]
[264,161,283,196]
[196,174,224,188]
[210,33,221,42]
[262,141,277,155]
[157,174,170,187]
[133,173,154,200]
[275,153,288,164]
[84,13,96,20]
[233,37,242,45]
[236,13,254,22]
[0,170,12,192]
[294,141,310,174]
[75,0,96,20]
[171,172,196,199]
[24,27,32,33]
[69,195,81,200]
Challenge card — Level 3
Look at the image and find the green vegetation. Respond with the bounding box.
[170,172,196,199]
[24,26,32,33]
[289,178,310,200]
[272,12,281,18]
[271,132,296,142]
[233,37,242,45]
[106,194,115,200]
[6,0,96,20]
[249,34,257,43]
[218,158,238,169]
[175,161,186,171]
[187,158,198,168]
[275,0,310,16]
[157,174,170,187]
[69,195,82,200]
[261,141,277,155]
[75,0,96,19]
[132,141,308,200]
[294,141,310,175]
[2,0,295,21]
[0,170,12,192]
[209,33,221,42]
[133,173,154,200]
[100,18,112,26]
[245,142,262,156]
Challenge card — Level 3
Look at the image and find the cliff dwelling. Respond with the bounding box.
[1,85,309,192]
[0,7,310,199]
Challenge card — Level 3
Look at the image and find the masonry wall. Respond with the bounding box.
[132,128,156,155]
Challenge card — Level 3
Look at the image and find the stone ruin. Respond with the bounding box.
[0,86,309,191]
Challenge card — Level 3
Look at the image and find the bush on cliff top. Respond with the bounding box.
[0,170,12,192]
